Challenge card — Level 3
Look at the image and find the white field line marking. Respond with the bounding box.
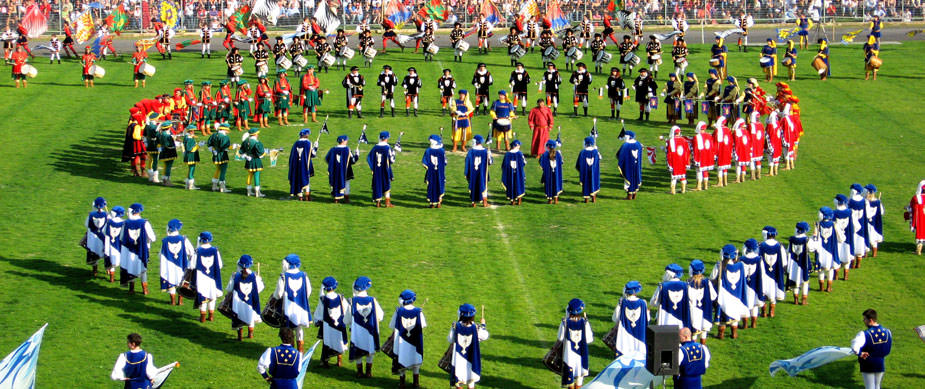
[489,207,545,339]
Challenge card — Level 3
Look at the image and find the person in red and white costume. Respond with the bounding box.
[765,110,782,176]
[691,121,714,191]
[712,116,733,187]
[749,111,765,180]
[907,180,925,255]
[665,126,690,194]
[732,118,751,183]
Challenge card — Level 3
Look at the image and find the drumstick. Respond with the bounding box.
[257,262,260,277]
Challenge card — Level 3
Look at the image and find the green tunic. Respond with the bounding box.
[239,137,266,171]
[257,98,273,115]
[182,134,200,164]
[275,94,290,111]
[144,123,159,155]
[235,100,251,119]
[302,89,321,108]
[207,131,231,164]
[155,131,178,161]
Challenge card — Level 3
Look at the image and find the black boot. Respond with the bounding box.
[638,111,644,120]
[645,112,650,121]
[391,108,395,117]
[347,110,352,118]
[553,107,557,116]
[356,110,362,118]
[611,109,616,119]
[442,107,447,116]
[583,107,588,116]
[405,108,410,117]
[572,107,579,117]
[521,107,526,115]
[616,110,621,119]
[413,109,418,117]
[379,107,385,118]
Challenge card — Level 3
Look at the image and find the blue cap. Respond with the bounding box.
[458,303,477,318]
[284,254,301,267]
[111,206,125,217]
[459,89,468,94]
[686,72,695,78]
[865,184,877,193]
[167,219,182,232]
[722,244,738,258]
[129,203,144,213]
[726,76,736,83]
[835,194,848,205]
[545,139,557,149]
[763,226,778,238]
[584,136,595,146]
[199,231,213,242]
[400,289,416,304]
[238,255,253,268]
[624,130,636,139]
[796,221,810,234]
[510,139,522,147]
[379,131,390,140]
[709,69,718,75]
[567,298,585,315]
[353,276,372,291]
[666,263,684,276]
[93,197,107,209]
[669,73,677,78]
[851,183,864,193]
[819,206,834,221]
[299,128,311,137]
[498,90,507,95]
[624,280,642,295]
[337,135,349,143]
[744,239,759,252]
[473,135,484,144]
[429,134,442,143]
[322,276,338,291]
[690,259,705,275]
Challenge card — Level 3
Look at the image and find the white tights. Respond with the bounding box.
[199,299,216,312]
[863,372,884,389]
[793,281,809,296]
[352,355,375,364]
[819,268,835,281]
[399,365,421,376]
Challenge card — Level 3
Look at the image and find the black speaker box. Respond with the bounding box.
[646,324,680,376]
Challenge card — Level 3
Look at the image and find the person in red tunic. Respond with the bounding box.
[131,45,149,88]
[81,47,97,88]
[274,72,293,126]
[665,126,690,194]
[255,77,274,128]
[183,80,200,130]
[780,107,799,171]
[712,116,732,187]
[527,99,554,158]
[199,81,215,134]
[749,111,765,180]
[908,180,925,255]
[692,121,714,191]
[10,46,28,88]
[765,110,782,176]
[732,118,752,183]
[15,20,34,58]
[300,66,322,123]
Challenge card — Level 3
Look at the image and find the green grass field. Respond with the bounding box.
[1,40,924,388]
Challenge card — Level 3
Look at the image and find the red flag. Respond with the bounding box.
[646,147,657,165]
[607,0,617,12]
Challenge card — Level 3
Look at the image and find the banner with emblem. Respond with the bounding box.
[158,0,181,30]
[768,346,853,377]
[645,146,656,165]
[584,354,655,389]
[74,10,95,44]
[296,340,321,389]
[0,323,48,389]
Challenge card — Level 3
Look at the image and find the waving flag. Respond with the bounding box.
[74,10,95,44]
[546,0,569,32]
[314,0,341,35]
[150,361,180,389]
[645,146,657,165]
[89,36,103,57]
[295,341,321,389]
[22,4,48,38]
[0,323,48,389]
[418,0,449,22]
[135,38,157,52]
[585,355,655,389]
[358,128,369,144]
[480,0,502,24]
[229,5,251,32]
[252,0,282,26]
[519,0,540,19]
[105,5,129,35]
[769,346,854,377]
[606,0,621,12]
[158,0,181,30]
[384,0,413,27]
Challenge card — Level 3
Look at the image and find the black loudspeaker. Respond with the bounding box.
[646,325,680,376]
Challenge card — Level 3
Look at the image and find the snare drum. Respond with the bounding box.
[455,40,470,52]
[339,46,355,59]
[543,340,565,375]
[781,57,794,67]
[650,53,662,65]
[319,53,335,67]
[868,56,882,69]
[142,63,156,77]
[363,47,378,59]
[509,46,526,59]
[495,118,512,127]
[217,292,237,321]
[260,296,285,328]
[178,268,197,299]
[293,55,308,68]
[812,56,827,74]
[276,56,292,70]
[629,54,641,66]
[543,46,560,60]
[674,57,688,66]
[426,44,440,54]
[231,65,243,77]
[567,47,583,60]
[602,324,619,352]
[437,343,453,373]
[759,56,773,68]
[594,51,613,64]
[709,58,721,67]
[257,63,269,76]
[90,64,106,78]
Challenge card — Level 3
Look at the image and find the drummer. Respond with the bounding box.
[760,38,777,82]
[490,90,516,152]
[313,36,332,74]
[226,47,244,84]
[81,46,97,88]
[783,39,798,81]
[506,27,524,67]
[225,255,264,341]
[618,35,637,75]
[525,16,539,51]
[288,36,305,79]
[450,22,466,62]
[253,41,270,78]
[131,45,148,88]
[589,33,606,74]
[646,35,663,79]
[539,29,556,65]
[672,38,689,77]
[664,73,682,124]
[710,36,729,79]
[863,35,880,81]
[815,38,831,81]
[422,27,436,62]
[272,36,288,71]
[477,16,491,54]
[333,29,349,71]
[562,29,579,71]
[358,30,376,68]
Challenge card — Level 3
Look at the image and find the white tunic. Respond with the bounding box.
[85,213,109,257]
[612,296,648,359]
[105,217,124,267]
[225,270,265,327]
[687,279,716,333]
[808,228,838,270]
[448,323,489,385]
[866,199,884,245]
[313,291,350,353]
[389,305,427,368]
[119,216,155,277]
[158,232,194,289]
[274,269,312,327]
[348,292,384,355]
[190,243,223,300]
[557,318,593,378]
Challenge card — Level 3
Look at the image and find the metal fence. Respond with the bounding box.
[1,0,921,37]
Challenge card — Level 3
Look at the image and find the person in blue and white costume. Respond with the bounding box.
[673,327,711,389]
[686,260,715,344]
[864,184,884,258]
[422,134,447,208]
[558,298,592,389]
[850,309,892,389]
[810,207,841,293]
[349,276,384,378]
[539,139,564,204]
[575,136,601,203]
[104,206,126,283]
[111,333,159,389]
[758,226,788,318]
[389,289,427,388]
[257,327,303,389]
[833,194,854,279]
[191,231,223,322]
[120,203,156,295]
[787,222,811,305]
[616,130,643,200]
[275,254,312,353]
[848,183,871,266]
[611,281,648,358]
[465,135,492,207]
[367,131,396,208]
[713,244,748,339]
[501,139,527,205]
[650,263,691,328]
[314,276,350,368]
[84,196,109,278]
[448,303,489,389]
[737,239,762,329]
[225,254,264,341]
[158,219,194,306]
[325,135,360,203]
[288,128,317,201]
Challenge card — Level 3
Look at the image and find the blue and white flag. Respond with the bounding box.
[769,346,854,377]
[585,355,655,389]
[0,323,48,389]
[296,340,321,389]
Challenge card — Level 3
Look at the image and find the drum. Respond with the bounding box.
[648,96,658,110]
[339,46,355,59]
[571,48,584,60]
[509,46,525,59]
[231,65,243,77]
[293,55,308,68]
[781,57,794,67]
[90,65,106,78]
[650,53,662,65]
[381,333,397,359]
[700,101,710,114]
[426,44,440,54]
[543,46,559,60]
[709,58,721,67]
[260,296,285,328]
[602,324,619,352]
[455,40,470,52]
[437,343,453,373]
[542,340,565,375]
[257,63,269,75]
[759,56,773,68]
[594,51,613,64]
[21,64,37,78]
[217,292,236,320]
[177,269,197,299]
[276,56,292,70]
[811,56,827,75]
[495,118,512,126]
[363,47,378,59]
[319,53,335,67]
[675,57,688,66]
[684,99,695,114]
[566,46,578,58]
[140,63,156,77]
[868,56,882,69]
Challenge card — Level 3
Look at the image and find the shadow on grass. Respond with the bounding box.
[799,360,864,388]
[704,376,758,388]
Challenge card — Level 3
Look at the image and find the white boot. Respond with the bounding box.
[246,185,253,196]
[147,169,154,182]
[188,179,199,190]
[219,181,231,193]
[254,186,266,198]
[211,178,219,191]
[151,171,160,183]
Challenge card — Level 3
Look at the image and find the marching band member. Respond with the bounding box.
[510,62,531,115]
[579,15,593,51]
[450,23,465,62]
[834,194,855,278]
[226,47,244,84]
[325,135,359,203]
[390,290,427,388]
[225,255,263,340]
[633,68,657,121]
[93,27,117,59]
[381,18,405,53]
[401,67,423,117]
[367,131,395,208]
[735,11,753,52]
[589,34,606,74]
[274,71,293,126]
[272,36,288,72]
[602,14,619,44]
[314,36,332,74]
[191,231,223,322]
[501,139,527,205]
[796,12,811,50]
[850,309,892,389]
[448,304,489,389]
[154,121,178,186]
[378,65,398,118]
[539,30,556,65]
[562,29,579,71]
[525,16,539,51]
[713,244,747,339]
[490,90,516,151]
[605,68,627,120]
[472,63,494,115]
[672,38,689,76]
[650,264,691,328]
[558,299,592,389]
[788,222,812,304]
[666,126,690,194]
[248,16,270,50]
[255,76,274,128]
[703,69,722,124]
[864,35,880,81]
[465,135,492,207]
[81,47,96,88]
[257,328,303,386]
[333,29,349,71]
[616,131,643,200]
[300,65,322,123]
[758,226,788,317]
[539,140,564,204]
[452,90,475,152]
[422,27,436,62]
[612,281,648,357]
[84,197,109,277]
[907,180,925,255]
[288,128,317,201]
[765,111,782,176]
[48,34,60,64]
[238,128,267,198]
[314,277,350,368]
[253,44,270,79]
[358,30,375,68]
[681,73,699,126]
[687,260,715,344]
[732,118,751,184]
[692,122,714,191]
[10,46,27,88]
[422,135,447,208]
[120,203,155,295]
[151,18,170,59]
[645,35,662,79]
[477,16,491,54]
[104,206,125,283]
[207,123,232,193]
[220,19,235,51]
[848,184,871,265]
[674,327,711,388]
[216,81,234,124]
[438,69,457,116]
[618,35,636,75]
[760,38,777,82]
[783,40,798,81]
[865,184,884,257]
[869,15,884,45]
[542,63,562,116]
[348,276,384,378]
[710,36,728,80]
[343,66,366,119]
[234,79,253,132]
[289,36,305,78]
[158,219,193,306]
[199,22,212,58]
[275,254,312,352]
[815,38,831,80]
[664,73,682,124]
[111,333,159,388]
[576,136,601,203]
[810,207,841,293]
[569,62,593,118]
[738,239,762,328]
